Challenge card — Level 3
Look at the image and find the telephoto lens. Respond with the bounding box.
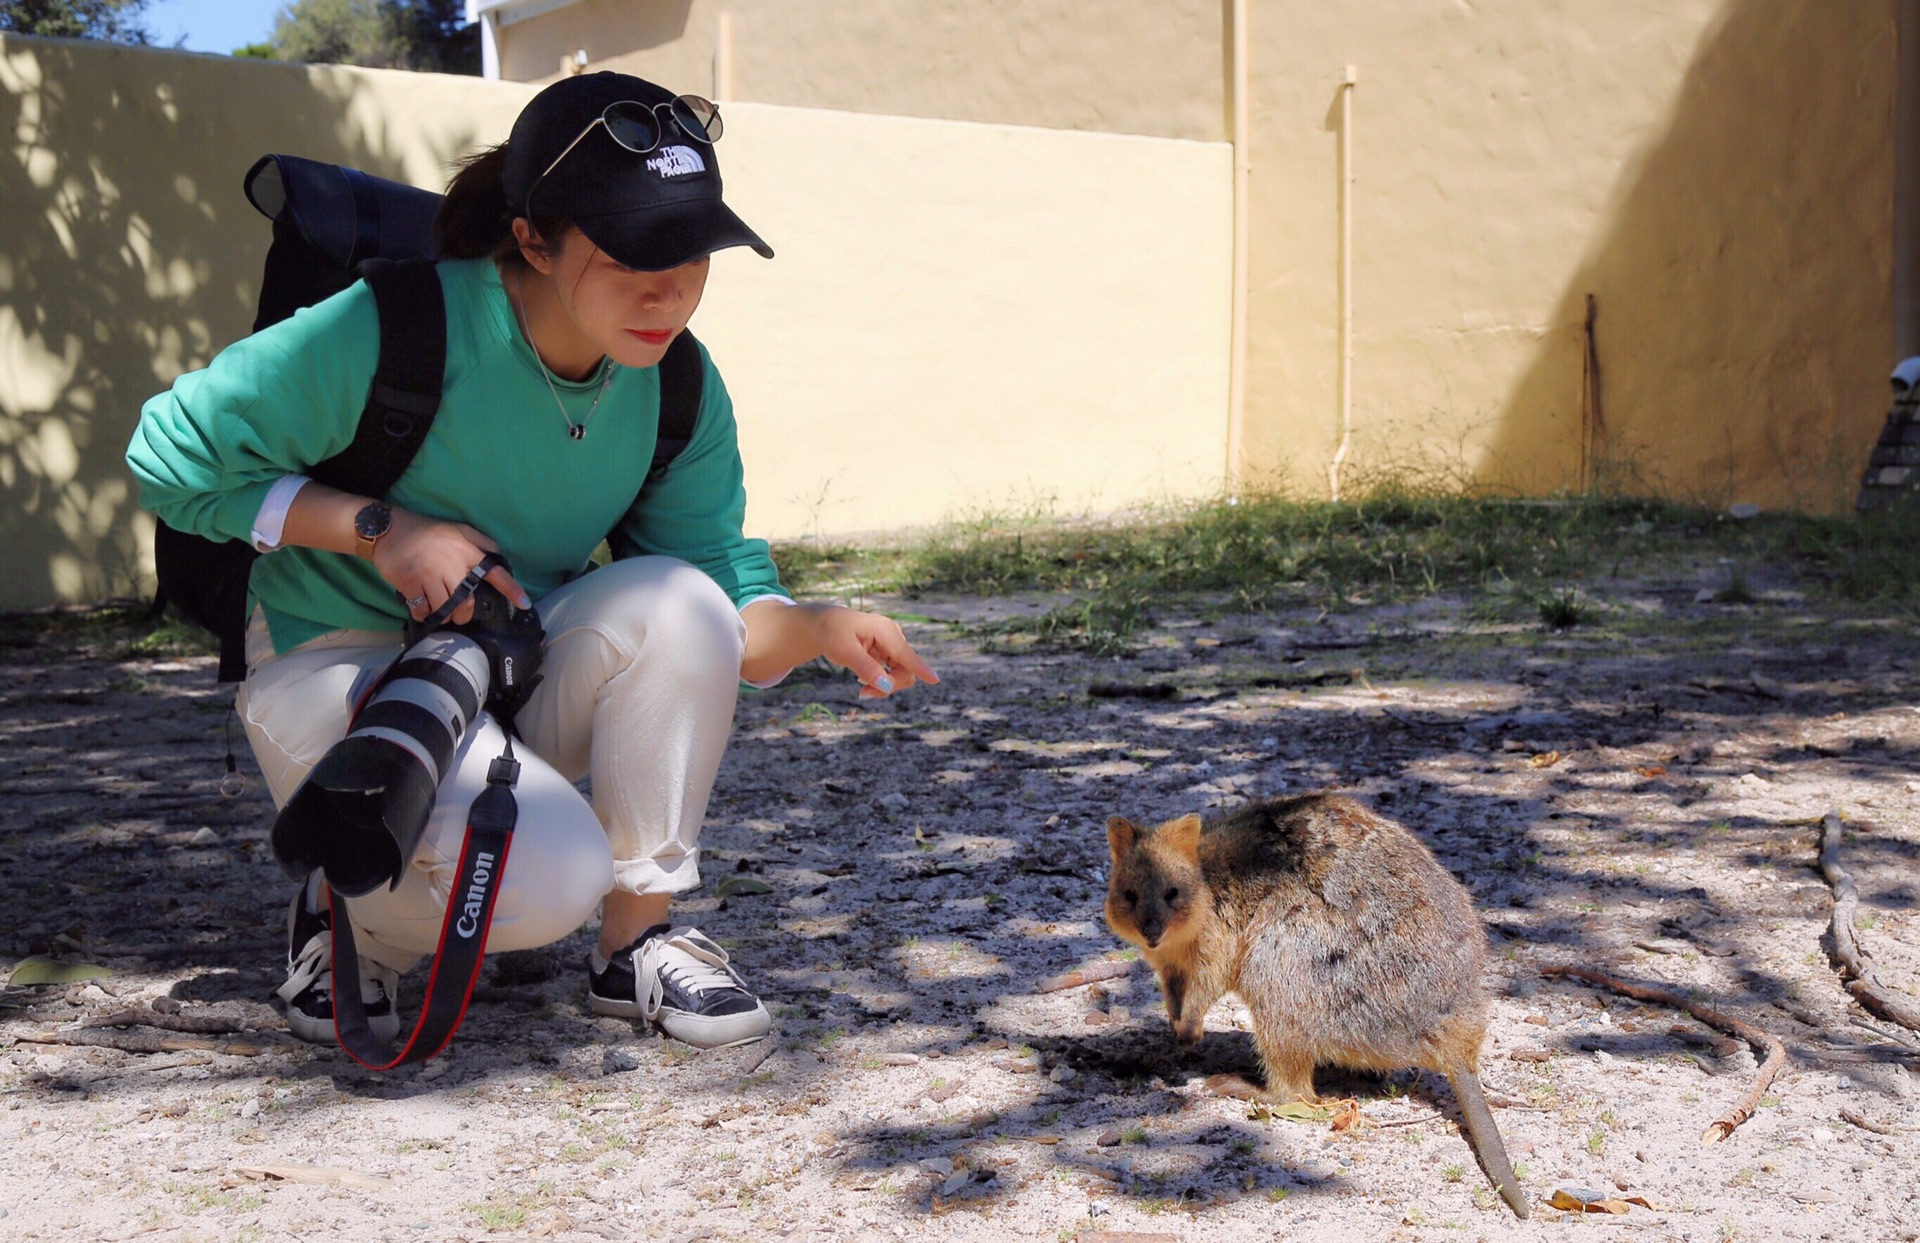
[271,631,493,897]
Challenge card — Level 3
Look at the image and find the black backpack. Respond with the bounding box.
[151,154,704,682]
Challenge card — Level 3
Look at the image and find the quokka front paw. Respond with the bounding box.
[1170,1015,1205,1046]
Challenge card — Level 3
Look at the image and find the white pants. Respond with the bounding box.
[236,557,746,972]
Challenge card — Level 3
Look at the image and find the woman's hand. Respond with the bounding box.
[741,600,939,697]
[374,509,530,626]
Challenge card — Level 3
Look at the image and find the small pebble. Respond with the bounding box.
[189,827,219,846]
[1048,1065,1078,1085]
[239,1099,260,1120]
[1095,1129,1123,1147]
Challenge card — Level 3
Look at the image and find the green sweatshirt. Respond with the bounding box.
[127,258,786,656]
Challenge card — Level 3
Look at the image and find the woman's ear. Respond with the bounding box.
[512,217,557,276]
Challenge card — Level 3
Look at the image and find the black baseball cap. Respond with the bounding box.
[501,72,773,271]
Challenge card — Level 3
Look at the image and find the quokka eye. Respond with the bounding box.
[1123,889,1138,906]
[1165,887,1180,904]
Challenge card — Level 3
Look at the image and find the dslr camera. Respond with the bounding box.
[270,578,545,897]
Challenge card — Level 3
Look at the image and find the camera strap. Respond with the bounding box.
[326,553,524,1070]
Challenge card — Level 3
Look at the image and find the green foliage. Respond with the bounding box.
[272,0,476,73]
[232,41,277,59]
[0,0,151,42]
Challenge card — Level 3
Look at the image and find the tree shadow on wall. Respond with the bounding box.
[1481,0,1893,512]
[0,36,501,611]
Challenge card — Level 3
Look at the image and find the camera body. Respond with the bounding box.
[270,583,545,897]
[407,580,545,720]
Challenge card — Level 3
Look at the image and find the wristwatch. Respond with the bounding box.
[353,500,393,560]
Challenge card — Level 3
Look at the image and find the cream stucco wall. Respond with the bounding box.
[493,0,1227,143]
[703,104,1230,540]
[0,36,537,609]
[1243,0,1893,511]
[498,0,1898,512]
[0,34,1230,609]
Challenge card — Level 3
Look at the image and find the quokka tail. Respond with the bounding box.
[1447,1067,1529,1218]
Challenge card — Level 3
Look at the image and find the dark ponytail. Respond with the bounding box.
[434,145,573,262]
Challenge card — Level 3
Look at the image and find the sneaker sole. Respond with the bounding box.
[588,993,771,1049]
[285,1008,402,1046]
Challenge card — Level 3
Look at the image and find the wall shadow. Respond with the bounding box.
[0,35,505,611]
[1481,0,1894,511]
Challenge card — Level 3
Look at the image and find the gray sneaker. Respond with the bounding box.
[588,924,771,1049]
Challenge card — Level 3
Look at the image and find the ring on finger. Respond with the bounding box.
[405,594,428,610]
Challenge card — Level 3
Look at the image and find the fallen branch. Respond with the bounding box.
[1819,812,1920,1034]
[13,1027,276,1057]
[82,1007,275,1035]
[1034,959,1133,993]
[1541,964,1785,1145]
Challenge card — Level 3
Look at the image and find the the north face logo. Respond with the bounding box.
[646,146,706,178]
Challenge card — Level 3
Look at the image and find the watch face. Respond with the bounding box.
[355,502,392,540]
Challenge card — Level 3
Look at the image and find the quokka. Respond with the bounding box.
[1105,792,1528,1217]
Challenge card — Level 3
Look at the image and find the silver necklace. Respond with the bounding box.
[512,267,615,440]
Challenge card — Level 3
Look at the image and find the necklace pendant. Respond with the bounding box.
[569,424,587,441]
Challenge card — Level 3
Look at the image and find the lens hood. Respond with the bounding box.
[272,735,441,897]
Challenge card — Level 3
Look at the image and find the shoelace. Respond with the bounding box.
[634,928,741,1020]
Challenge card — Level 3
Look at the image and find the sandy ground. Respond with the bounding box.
[3,571,1918,1243]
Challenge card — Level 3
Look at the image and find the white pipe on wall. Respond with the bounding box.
[714,10,734,103]
[1329,64,1357,502]
[1225,0,1250,490]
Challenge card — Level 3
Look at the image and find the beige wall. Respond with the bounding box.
[704,104,1230,540]
[0,34,1230,609]
[495,0,1227,143]
[500,0,1898,511]
[0,36,538,609]
[1244,0,1893,511]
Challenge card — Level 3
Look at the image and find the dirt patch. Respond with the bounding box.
[2,578,1918,1241]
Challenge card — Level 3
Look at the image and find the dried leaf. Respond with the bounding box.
[7,956,114,987]
[1328,1098,1364,1132]
[714,876,774,898]
[1635,766,1667,778]
[1549,1187,1659,1214]
[1529,750,1564,769]
[1251,1101,1335,1124]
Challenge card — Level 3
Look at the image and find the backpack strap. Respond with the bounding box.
[649,329,704,481]
[308,258,447,500]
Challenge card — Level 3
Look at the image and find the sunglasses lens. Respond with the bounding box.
[671,95,723,143]
[602,101,661,153]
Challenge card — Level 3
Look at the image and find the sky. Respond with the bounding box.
[143,0,286,55]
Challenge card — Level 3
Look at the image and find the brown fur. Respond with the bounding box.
[1104,792,1529,1218]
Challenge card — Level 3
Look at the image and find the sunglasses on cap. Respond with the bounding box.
[524,95,725,214]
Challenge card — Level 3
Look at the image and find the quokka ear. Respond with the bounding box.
[1106,816,1139,862]
[1158,813,1203,860]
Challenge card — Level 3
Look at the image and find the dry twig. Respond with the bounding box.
[81,1007,273,1034]
[1838,1107,1905,1136]
[13,1028,276,1057]
[1819,812,1920,1034]
[235,1163,389,1189]
[1034,959,1133,993]
[1541,964,1785,1145]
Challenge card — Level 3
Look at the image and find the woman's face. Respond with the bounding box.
[519,224,710,371]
